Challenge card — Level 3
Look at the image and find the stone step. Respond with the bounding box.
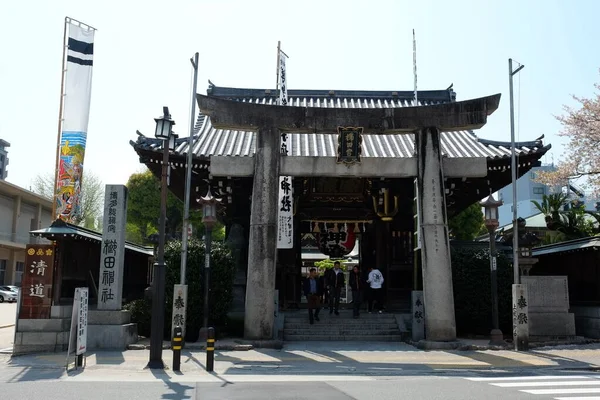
[284,329,401,336]
[284,323,400,329]
[285,319,397,325]
[284,334,405,341]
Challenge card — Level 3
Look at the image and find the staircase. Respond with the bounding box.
[283,310,408,341]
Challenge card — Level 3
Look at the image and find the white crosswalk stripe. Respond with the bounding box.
[465,375,600,399]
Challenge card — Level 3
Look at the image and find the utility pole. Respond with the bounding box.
[509,58,524,285]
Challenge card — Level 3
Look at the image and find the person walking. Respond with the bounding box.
[349,265,365,318]
[303,268,323,324]
[326,261,345,315]
[367,266,385,313]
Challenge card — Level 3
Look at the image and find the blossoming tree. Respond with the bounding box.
[536,74,600,195]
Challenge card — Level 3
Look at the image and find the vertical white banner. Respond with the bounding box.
[55,21,95,222]
[98,185,128,310]
[413,29,418,107]
[277,49,293,249]
[76,287,89,355]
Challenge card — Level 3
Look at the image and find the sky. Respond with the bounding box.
[2,0,600,192]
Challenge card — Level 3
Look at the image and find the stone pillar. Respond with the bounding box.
[416,127,457,342]
[512,283,529,351]
[5,250,17,285]
[11,195,21,242]
[244,126,280,339]
[98,185,128,310]
[411,290,425,342]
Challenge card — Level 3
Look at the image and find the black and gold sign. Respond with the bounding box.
[336,127,363,165]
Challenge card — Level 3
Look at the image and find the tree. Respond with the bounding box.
[536,72,600,194]
[448,202,485,240]
[125,169,224,244]
[32,171,104,229]
[531,193,599,243]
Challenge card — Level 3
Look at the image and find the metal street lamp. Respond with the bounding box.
[481,194,505,346]
[197,185,221,338]
[147,107,175,370]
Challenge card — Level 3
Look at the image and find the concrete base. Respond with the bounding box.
[529,312,576,337]
[14,308,138,354]
[13,331,69,355]
[572,306,600,339]
[87,323,138,350]
[489,329,505,346]
[417,340,462,350]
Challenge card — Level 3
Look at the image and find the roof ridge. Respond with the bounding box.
[206,83,456,102]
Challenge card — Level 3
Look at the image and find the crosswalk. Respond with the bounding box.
[466,375,600,399]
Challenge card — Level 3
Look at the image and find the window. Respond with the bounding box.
[530,171,537,179]
[15,262,24,286]
[533,187,545,195]
[0,260,6,285]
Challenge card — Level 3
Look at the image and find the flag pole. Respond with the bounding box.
[52,17,69,221]
[276,41,281,99]
[413,29,418,106]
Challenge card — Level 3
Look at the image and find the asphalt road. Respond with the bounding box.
[0,303,16,352]
[2,370,600,399]
[0,302,17,326]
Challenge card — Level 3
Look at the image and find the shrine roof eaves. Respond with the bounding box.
[30,219,154,256]
[130,83,550,163]
[207,83,456,104]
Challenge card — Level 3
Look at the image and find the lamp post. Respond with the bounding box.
[147,107,175,369]
[198,185,220,337]
[481,194,504,346]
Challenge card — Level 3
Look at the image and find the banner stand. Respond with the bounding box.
[65,287,89,371]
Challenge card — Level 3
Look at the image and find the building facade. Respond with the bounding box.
[498,165,599,226]
[0,139,9,180]
[498,165,559,226]
[0,179,52,285]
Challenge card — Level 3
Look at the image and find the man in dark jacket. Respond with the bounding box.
[326,261,345,315]
[303,268,323,324]
[349,265,365,318]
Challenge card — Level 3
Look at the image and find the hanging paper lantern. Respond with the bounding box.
[316,224,356,257]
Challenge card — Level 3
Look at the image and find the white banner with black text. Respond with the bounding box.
[277,49,293,248]
[55,21,95,223]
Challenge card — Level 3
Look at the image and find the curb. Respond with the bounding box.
[127,339,284,351]
[406,338,600,351]
[0,324,15,330]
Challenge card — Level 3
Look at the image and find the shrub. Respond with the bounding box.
[451,245,513,336]
[123,298,152,337]
[163,238,235,342]
[123,238,235,342]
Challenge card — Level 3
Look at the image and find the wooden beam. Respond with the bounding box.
[197,93,501,134]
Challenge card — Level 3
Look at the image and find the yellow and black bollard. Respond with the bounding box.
[206,327,215,372]
[172,326,183,372]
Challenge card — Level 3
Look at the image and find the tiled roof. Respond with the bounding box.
[132,84,550,161]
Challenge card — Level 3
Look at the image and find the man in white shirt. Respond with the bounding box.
[367,266,385,313]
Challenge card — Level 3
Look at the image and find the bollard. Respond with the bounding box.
[172,326,183,372]
[206,327,215,372]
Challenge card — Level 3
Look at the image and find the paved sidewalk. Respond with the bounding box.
[2,341,600,383]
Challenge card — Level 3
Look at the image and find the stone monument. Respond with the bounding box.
[521,276,576,339]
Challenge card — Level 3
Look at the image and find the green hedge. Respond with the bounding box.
[451,245,513,336]
[125,238,235,342]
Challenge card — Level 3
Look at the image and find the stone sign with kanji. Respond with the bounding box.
[171,284,188,340]
[98,184,128,310]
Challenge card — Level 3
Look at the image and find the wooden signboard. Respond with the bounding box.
[19,244,55,319]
